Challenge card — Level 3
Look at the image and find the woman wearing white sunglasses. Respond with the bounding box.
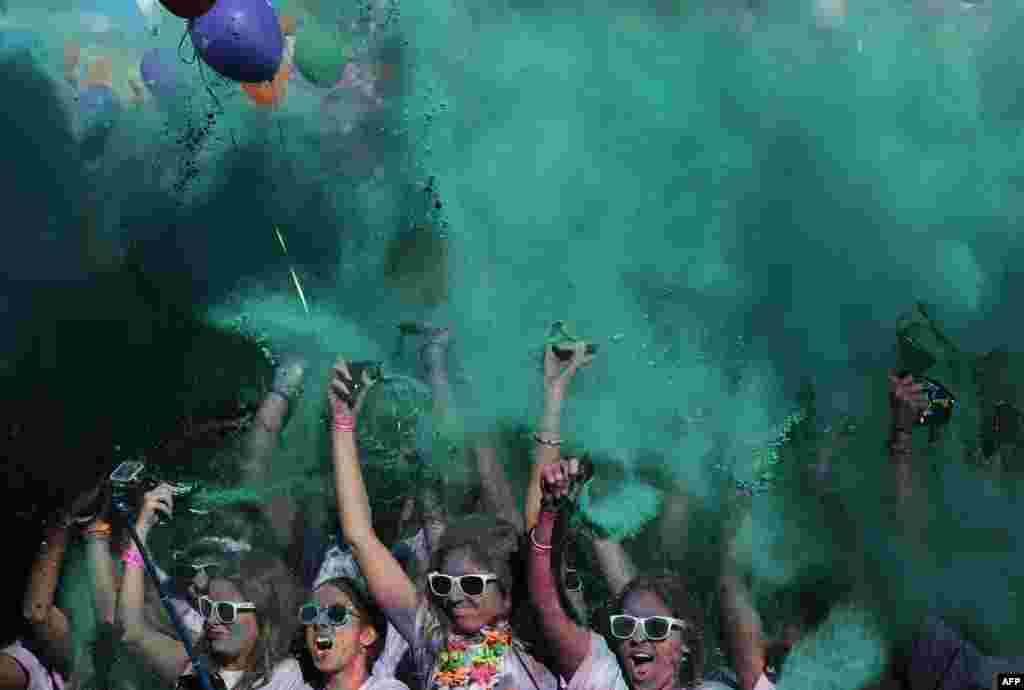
[531,459,730,690]
[117,485,306,690]
[327,358,558,690]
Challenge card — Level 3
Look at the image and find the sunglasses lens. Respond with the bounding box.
[216,602,235,623]
[430,575,452,597]
[199,598,212,618]
[565,571,582,591]
[460,576,485,596]
[326,605,349,626]
[300,605,319,625]
[610,616,636,639]
[646,618,671,640]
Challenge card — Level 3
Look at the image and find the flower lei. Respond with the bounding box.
[431,622,515,690]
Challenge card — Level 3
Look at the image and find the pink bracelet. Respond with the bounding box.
[332,414,356,433]
[122,545,145,570]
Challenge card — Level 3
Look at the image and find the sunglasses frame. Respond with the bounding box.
[609,614,689,642]
[199,596,257,624]
[427,572,500,598]
[298,603,358,627]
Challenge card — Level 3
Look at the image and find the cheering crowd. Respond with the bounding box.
[3,317,1021,690]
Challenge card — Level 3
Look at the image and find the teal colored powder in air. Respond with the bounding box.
[576,478,663,541]
[777,605,888,690]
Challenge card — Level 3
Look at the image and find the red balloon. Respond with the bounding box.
[158,0,216,19]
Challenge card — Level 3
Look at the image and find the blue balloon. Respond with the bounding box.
[188,0,283,84]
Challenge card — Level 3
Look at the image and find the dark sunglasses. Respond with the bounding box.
[609,615,688,642]
[177,672,227,690]
[427,572,499,598]
[564,568,583,593]
[198,596,256,624]
[298,603,357,627]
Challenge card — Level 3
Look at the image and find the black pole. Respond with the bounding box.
[125,524,216,690]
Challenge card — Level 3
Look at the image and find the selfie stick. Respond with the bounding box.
[124,522,216,690]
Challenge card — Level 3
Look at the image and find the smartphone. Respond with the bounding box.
[110,461,145,485]
[553,343,598,361]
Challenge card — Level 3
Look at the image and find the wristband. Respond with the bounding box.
[333,414,356,433]
[528,528,552,551]
[533,433,562,447]
[122,545,145,570]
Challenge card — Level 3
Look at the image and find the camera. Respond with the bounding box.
[546,320,598,362]
[917,377,957,427]
[552,343,598,361]
[337,361,382,407]
[109,461,200,524]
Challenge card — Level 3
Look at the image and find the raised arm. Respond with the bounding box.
[22,482,109,675]
[529,459,593,681]
[718,551,767,690]
[117,485,190,686]
[472,439,524,534]
[591,536,637,597]
[328,358,420,642]
[887,373,927,506]
[526,344,590,531]
[239,358,306,549]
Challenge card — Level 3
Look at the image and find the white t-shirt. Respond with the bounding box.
[562,633,628,690]
[1,642,65,690]
[371,622,410,679]
[185,658,305,690]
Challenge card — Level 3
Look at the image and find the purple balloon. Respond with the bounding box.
[188,0,283,84]
[140,48,180,100]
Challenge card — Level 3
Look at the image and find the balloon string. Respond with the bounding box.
[177,25,194,65]
[196,57,223,113]
[176,23,223,113]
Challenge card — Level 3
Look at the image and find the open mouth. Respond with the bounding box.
[628,653,655,676]
[315,638,333,651]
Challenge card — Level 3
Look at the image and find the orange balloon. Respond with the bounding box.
[279,14,297,36]
[84,56,113,88]
[242,62,289,107]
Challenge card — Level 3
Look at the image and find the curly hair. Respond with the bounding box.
[610,575,706,688]
[194,552,303,690]
[414,514,524,680]
[296,576,389,686]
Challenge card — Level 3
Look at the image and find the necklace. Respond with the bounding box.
[431,622,514,690]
